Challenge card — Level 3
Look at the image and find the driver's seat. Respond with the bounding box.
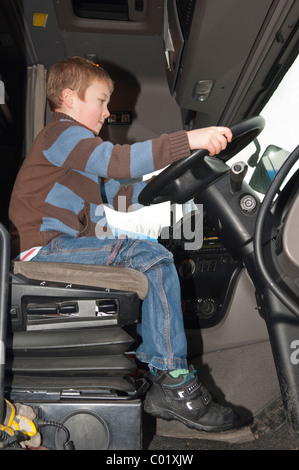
[3,226,148,449]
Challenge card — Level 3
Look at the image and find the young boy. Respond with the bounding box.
[9,57,238,431]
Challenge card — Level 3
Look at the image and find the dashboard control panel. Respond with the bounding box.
[160,227,243,328]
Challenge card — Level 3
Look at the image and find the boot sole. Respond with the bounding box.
[144,400,239,433]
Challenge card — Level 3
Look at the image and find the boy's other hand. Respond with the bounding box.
[187,126,233,156]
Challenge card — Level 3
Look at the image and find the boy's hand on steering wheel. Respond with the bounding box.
[187,126,232,156]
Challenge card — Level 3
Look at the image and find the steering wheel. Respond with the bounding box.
[139,116,265,206]
[254,145,299,317]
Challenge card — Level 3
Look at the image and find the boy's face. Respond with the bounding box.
[71,79,111,135]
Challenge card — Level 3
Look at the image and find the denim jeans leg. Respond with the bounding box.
[31,235,120,265]
[135,261,188,371]
[109,238,188,370]
[31,235,188,371]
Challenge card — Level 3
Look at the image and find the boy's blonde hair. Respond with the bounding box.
[47,56,114,111]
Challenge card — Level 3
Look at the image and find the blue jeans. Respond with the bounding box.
[31,235,188,371]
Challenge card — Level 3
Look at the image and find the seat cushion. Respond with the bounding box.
[13,261,148,300]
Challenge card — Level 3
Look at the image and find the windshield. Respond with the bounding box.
[228,54,299,197]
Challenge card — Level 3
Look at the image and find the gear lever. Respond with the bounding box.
[230,161,248,193]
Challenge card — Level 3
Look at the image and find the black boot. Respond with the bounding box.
[144,366,239,432]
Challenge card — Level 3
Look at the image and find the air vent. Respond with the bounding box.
[72,0,147,22]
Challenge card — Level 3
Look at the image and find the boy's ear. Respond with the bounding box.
[61,88,74,108]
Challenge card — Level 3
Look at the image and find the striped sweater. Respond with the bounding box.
[9,112,191,258]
